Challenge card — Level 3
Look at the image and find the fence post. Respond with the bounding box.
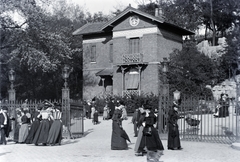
[61,64,72,139]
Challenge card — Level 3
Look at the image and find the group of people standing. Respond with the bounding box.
[131,98,183,161]
[13,100,63,146]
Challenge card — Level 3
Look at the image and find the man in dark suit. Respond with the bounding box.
[0,106,10,145]
[132,108,141,137]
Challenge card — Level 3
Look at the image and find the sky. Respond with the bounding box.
[69,0,139,14]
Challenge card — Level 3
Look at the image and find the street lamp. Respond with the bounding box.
[173,90,181,102]
[8,68,16,101]
[62,64,72,88]
[158,57,169,134]
[8,68,15,90]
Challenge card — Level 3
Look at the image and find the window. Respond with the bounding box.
[129,38,140,54]
[109,43,113,63]
[126,68,139,90]
[90,45,96,62]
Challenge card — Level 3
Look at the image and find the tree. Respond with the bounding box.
[200,0,239,45]
[168,41,225,96]
[221,24,240,79]
[0,0,84,100]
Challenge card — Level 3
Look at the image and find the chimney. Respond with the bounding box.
[155,7,165,21]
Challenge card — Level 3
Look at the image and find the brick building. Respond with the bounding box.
[73,6,194,100]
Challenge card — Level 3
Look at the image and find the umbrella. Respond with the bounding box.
[120,128,131,143]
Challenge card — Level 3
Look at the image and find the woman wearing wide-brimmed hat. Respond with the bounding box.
[167,100,182,150]
[135,100,164,156]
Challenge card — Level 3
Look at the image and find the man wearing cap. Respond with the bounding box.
[0,106,11,145]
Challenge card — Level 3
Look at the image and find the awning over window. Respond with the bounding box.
[95,68,113,76]
[126,74,139,89]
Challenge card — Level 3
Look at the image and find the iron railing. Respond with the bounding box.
[123,90,140,97]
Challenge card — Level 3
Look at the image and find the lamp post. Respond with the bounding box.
[8,68,16,140]
[158,57,169,134]
[62,64,72,139]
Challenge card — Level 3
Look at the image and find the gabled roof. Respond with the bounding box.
[72,22,105,35]
[101,6,164,30]
[72,6,194,36]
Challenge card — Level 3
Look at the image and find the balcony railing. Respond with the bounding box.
[122,90,140,97]
[122,53,143,64]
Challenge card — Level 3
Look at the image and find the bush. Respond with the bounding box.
[93,93,159,114]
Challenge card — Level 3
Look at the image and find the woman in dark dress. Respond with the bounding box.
[25,105,42,144]
[167,101,182,150]
[111,109,130,150]
[47,103,63,146]
[214,93,229,118]
[32,104,52,146]
[136,101,164,156]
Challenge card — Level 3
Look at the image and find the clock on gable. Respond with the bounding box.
[129,15,140,27]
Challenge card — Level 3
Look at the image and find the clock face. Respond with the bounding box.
[129,15,140,26]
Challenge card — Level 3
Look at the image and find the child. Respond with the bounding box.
[93,110,99,125]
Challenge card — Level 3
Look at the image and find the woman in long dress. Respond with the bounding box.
[32,104,52,146]
[91,106,95,119]
[111,109,130,150]
[135,101,164,156]
[103,101,109,120]
[167,101,182,150]
[25,104,42,144]
[47,103,63,146]
[18,110,30,143]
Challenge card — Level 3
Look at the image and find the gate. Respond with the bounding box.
[69,101,84,138]
[159,95,240,144]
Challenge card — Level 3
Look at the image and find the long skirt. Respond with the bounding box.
[138,126,164,152]
[25,119,40,144]
[14,124,20,142]
[134,126,144,152]
[32,119,50,145]
[103,110,109,120]
[47,120,63,145]
[18,123,29,143]
[111,121,128,150]
[167,123,181,149]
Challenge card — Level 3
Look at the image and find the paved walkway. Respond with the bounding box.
[1,116,240,162]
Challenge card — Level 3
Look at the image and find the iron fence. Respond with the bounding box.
[159,95,240,144]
